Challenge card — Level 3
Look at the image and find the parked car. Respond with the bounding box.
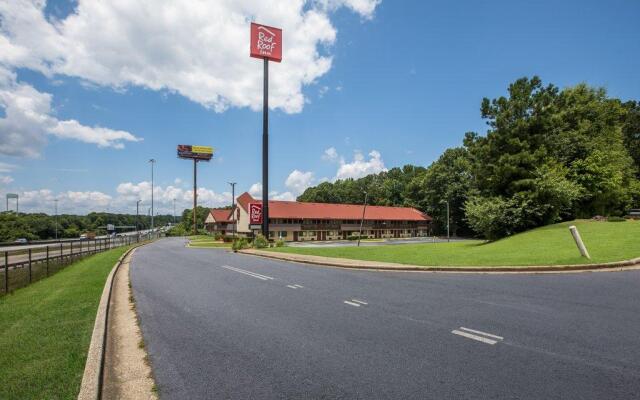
[14,238,28,244]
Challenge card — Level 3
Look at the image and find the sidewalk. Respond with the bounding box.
[102,250,157,400]
[239,249,640,274]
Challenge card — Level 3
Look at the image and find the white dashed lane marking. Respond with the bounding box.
[220,265,274,281]
[344,301,361,307]
[451,327,504,345]
[351,299,368,305]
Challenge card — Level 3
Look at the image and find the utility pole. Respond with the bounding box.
[173,198,176,224]
[54,199,59,240]
[149,159,155,231]
[357,191,368,247]
[228,182,237,238]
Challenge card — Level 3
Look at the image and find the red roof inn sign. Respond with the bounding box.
[250,22,282,62]
[249,203,263,225]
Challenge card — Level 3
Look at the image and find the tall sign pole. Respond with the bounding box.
[193,159,198,235]
[250,22,282,240]
[262,58,269,238]
[177,145,214,235]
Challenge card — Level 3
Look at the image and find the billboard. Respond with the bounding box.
[177,145,214,161]
[249,203,263,225]
[250,22,282,62]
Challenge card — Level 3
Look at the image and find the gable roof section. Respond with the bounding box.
[234,192,430,221]
[208,209,233,223]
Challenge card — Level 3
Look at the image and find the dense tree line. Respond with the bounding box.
[298,77,640,239]
[0,211,178,242]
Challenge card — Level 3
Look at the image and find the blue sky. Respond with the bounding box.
[0,0,638,214]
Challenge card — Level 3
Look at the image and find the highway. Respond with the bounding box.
[131,238,640,399]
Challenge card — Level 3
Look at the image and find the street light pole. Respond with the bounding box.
[149,159,155,231]
[228,182,237,239]
[357,191,368,247]
[446,200,450,242]
[173,198,176,224]
[54,199,58,240]
[136,200,142,234]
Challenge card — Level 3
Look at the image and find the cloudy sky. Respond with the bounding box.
[0,0,638,215]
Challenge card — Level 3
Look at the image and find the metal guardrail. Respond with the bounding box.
[1,232,162,295]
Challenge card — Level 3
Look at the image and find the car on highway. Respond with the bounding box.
[14,238,28,244]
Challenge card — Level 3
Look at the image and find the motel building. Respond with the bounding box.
[206,192,432,242]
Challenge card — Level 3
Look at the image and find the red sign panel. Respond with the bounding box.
[249,203,263,224]
[250,22,282,62]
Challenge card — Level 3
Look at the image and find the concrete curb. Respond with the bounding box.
[239,249,640,274]
[77,242,149,400]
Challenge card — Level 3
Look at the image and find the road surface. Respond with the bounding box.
[131,238,640,399]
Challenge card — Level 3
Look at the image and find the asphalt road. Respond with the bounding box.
[131,238,640,399]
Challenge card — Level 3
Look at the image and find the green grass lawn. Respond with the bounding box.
[0,247,130,400]
[268,220,640,267]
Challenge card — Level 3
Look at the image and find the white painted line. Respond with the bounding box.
[220,265,274,281]
[287,285,298,289]
[351,299,368,305]
[344,300,361,307]
[459,327,504,341]
[451,330,498,345]
[293,284,304,288]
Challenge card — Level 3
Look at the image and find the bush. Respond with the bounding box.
[166,225,188,237]
[213,232,223,241]
[222,235,234,243]
[275,239,285,247]
[253,234,268,249]
[232,238,249,252]
[607,216,627,222]
[347,235,359,241]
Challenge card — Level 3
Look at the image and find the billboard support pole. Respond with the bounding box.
[193,159,198,235]
[262,58,269,240]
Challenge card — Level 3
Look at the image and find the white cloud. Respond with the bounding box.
[271,191,296,201]
[335,149,386,180]
[0,68,140,157]
[285,169,315,195]
[249,182,263,197]
[0,0,380,114]
[248,181,297,201]
[0,161,16,173]
[315,0,381,19]
[16,188,112,214]
[321,146,339,161]
[0,175,13,185]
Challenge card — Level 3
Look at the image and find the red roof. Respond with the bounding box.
[236,192,430,221]
[209,209,233,222]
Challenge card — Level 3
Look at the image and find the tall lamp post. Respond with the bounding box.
[228,182,237,238]
[136,200,142,234]
[149,159,156,231]
[440,199,450,242]
[172,198,176,224]
[357,191,369,247]
[54,199,59,240]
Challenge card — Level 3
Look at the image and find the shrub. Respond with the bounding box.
[347,235,359,241]
[275,239,285,247]
[213,232,223,241]
[253,234,268,249]
[222,235,234,243]
[232,238,249,252]
[166,225,188,237]
[607,216,627,222]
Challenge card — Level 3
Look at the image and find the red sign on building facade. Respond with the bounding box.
[250,22,282,62]
[249,203,263,224]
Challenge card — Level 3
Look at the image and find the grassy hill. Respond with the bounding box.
[268,220,640,267]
